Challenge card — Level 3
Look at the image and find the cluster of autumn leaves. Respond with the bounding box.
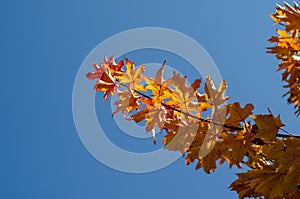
[86,2,300,199]
[268,2,300,115]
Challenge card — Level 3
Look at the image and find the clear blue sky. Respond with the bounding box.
[1,0,299,198]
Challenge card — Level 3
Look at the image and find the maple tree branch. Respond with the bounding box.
[279,127,294,136]
[277,133,300,138]
[116,81,299,139]
[117,81,242,130]
[160,102,243,131]
[87,3,300,198]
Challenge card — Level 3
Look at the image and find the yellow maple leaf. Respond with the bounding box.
[119,58,146,92]
[144,61,173,104]
[170,71,206,118]
[267,29,300,59]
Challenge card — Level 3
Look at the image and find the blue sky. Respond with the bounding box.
[1,0,299,198]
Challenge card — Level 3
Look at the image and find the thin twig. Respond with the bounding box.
[279,127,294,136]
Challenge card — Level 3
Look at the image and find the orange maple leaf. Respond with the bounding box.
[163,118,200,153]
[112,87,140,116]
[188,134,228,174]
[221,123,255,168]
[94,71,119,101]
[269,2,300,115]
[130,98,167,144]
[101,55,124,79]
[231,137,300,199]
[271,2,300,32]
[251,112,285,142]
[225,102,254,128]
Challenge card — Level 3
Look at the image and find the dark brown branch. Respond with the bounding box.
[277,133,300,138]
[279,127,294,136]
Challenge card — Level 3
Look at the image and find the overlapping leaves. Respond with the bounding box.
[268,2,300,115]
[86,6,300,196]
